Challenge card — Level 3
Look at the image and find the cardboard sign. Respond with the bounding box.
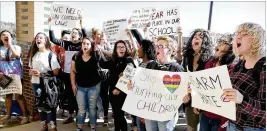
[148,6,180,37]
[122,67,188,121]
[0,74,22,95]
[51,4,82,28]
[190,65,236,120]
[116,65,136,94]
[128,7,156,29]
[64,51,78,73]
[103,18,129,43]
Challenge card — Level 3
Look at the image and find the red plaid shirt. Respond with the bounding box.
[228,57,266,129]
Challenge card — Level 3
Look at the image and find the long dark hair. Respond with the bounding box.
[0,30,14,46]
[140,39,157,60]
[112,40,130,62]
[183,29,213,63]
[216,34,236,65]
[28,32,51,65]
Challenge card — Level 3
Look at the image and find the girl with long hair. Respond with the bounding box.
[28,32,60,131]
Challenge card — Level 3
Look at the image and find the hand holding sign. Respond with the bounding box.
[79,15,83,28]
[177,26,182,37]
[223,88,244,104]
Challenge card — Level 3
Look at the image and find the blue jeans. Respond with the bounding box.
[76,83,100,126]
[32,84,56,123]
[145,119,168,131]
[200,113,220,131]
[227,121,266,131]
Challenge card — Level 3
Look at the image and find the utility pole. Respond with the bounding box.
[208,1,213,31]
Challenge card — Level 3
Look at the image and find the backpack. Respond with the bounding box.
[34,52,62,110]
[48,51,65,109]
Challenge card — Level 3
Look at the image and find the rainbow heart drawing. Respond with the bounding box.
[163,74,181,93]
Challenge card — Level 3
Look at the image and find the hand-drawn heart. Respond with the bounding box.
[163,74,181,93]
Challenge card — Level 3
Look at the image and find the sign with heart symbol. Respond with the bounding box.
[163,74,181,93]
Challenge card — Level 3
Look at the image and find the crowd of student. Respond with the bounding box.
[0,17,265,131]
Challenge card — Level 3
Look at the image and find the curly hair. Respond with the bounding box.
[140,39,157,60]
[183,28,213,62]
[215,33,236,65]
[234,22,265,57]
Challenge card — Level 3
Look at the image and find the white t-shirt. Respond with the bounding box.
[30,51,60,84]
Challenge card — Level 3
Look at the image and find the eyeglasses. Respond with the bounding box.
[234,31,249,38]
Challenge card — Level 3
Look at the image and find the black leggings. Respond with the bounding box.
[63,73,78,115]
[110,91,127,131]
[100,80,109,116]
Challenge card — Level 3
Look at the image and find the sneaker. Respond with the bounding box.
[0,115,10,121]
[91,128,96,131]
[56,109,63,115]
[62,117,74,124]
[20,116,29,124]
[76,128,83,131]
[103,116,108,126]
[40,123,48,131]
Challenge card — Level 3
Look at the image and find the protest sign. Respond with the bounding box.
[64,51,78,73]
[147,6,180,37]
[189,65,236,120]
[128,7,156,29]
[51,4,82,28]
[116,65,136,94]
[122,67,188,121]
[103,18,129,43]
[0,74,22,95]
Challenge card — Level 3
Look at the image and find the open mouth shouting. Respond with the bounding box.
[4,37,8,42]
[237,42,241,48]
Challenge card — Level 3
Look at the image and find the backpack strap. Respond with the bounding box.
[48,51,53,70]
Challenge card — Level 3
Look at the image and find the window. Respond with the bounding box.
[21,1,28,5]
[44,1,52,4]
[22,24,28,27]
[44,29,49,32]
[44,14,50,18]
[44,22,48,25]
[21,16,28,19]
[21,9,28,12]
[44,7,50,11]
[22,31,28,34]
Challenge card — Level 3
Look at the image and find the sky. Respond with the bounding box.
[0,1,265,36]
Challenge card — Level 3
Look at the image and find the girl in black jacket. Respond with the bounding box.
[48,17,87,124]
[100,40,136,131]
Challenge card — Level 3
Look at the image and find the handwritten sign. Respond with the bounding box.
[51,4,82,28]
[128,7,156,29]
[189,65,236,120]
[64,51,78,73]
[122,67,188,121]
[116,65,136,94]
[103,18,129,43]
[0,74,22,95]
[148,6,180,37]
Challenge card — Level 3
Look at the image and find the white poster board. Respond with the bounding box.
[64,51,78,73]
[0,74,22,95]
[122,67,188,121]
[128,7,156,29]
[116,65,136,94]
[189,65,236,120]
[51,4,82,28]
[148,6,180,37]
[103,18,129,43]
